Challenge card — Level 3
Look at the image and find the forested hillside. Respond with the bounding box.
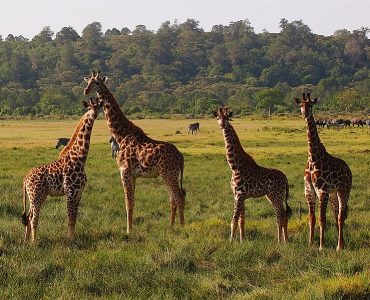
[0,19,369,117]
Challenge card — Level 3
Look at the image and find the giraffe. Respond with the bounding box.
[83,71,186,233]
[294,93,352,251]
[213,107,292,243]
[21,98,103,244]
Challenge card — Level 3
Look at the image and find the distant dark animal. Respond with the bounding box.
[315,119,327,128]
[175,130,182,134]
[351,118,364,127]
[188,122,200,135]
[327,119,342,129]
[55,138,70,149]
[337,119,351,127]
[109,136,120,158]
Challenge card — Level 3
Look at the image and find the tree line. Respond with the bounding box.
[0,19,369,117]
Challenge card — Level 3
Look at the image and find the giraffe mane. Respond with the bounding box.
[58,115,86,158]
[101,88,146,136]
[228,123,256,163]
[129,121,146,135]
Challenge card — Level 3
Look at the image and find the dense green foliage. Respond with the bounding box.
[0,19,369,116]
[0,118,369,298]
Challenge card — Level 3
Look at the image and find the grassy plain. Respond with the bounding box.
[0,116,369,299]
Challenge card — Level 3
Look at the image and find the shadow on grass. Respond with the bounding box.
[0,203,21,218]
[33,229,148,251]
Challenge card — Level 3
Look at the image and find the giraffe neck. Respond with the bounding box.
[222,124,256,171]
[59,112,96,164]
[305,113,326,162]
[96,85,146,142]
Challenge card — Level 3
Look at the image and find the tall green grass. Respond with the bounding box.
[0,117,369,299]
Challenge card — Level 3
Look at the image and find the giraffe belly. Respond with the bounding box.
[47,186,65,197]
[140,171,160,178]
[46,173,65,196]
[233,174,268,198]
[135,166,159,178]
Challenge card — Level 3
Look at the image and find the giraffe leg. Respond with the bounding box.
[30,207,40,245]
[178,197,185,226]
[162,172,185,226]
[336,188,350,251]
[318,191,329,251]
[238,203,245,243]
[329,192,339,229]
[24,208,33,243]
[282,205,289,242]
[267,194,286,243]
[305,181,316,247]
[120,171,135,234]
[276,205,286,243]
[283,219,288,242]
[230,196,244,242]
[29,193,47,244]
[170,198,177,226]
[66,192,82,241]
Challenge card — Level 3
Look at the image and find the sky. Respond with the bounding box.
[0,0,369,39]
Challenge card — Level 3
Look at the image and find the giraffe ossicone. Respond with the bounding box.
[214,107,292,243]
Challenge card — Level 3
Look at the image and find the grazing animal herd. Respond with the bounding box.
[22,71,359,252]
[315,117,369,129]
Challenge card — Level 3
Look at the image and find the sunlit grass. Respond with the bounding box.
[0,117,369,299]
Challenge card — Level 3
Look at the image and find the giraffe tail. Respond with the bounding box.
[180,160,186,197]
[21,181,28,226]
[285,182,292,218]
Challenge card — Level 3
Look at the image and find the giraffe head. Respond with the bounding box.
[83,70,108,96]
[82,97,104,119]
[213,107,233,129]
[294,93,319,119]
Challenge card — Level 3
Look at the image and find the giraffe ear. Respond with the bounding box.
[84,77,90,82]
[102,76,108,82]
[228,111,233,118]
[293,97,300,105]
[212,111,218,118]
[82,100,89,108]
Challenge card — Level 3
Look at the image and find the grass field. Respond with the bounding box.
[0,116,369,299]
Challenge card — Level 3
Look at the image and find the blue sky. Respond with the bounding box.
[0,0,369,39]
